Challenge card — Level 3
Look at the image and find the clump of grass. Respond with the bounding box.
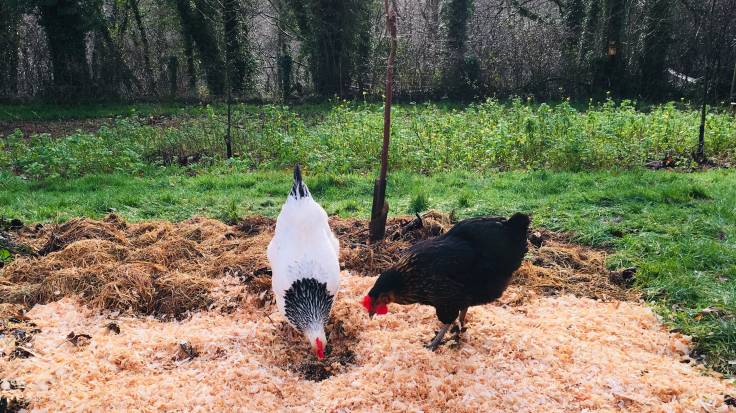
[0,248,12,265]
[457,192,472,208]
[216,199,240,225]
[409,193,430,214]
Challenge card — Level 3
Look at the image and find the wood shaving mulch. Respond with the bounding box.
[0,276,733,412]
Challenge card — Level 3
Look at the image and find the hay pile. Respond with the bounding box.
[2,215,272,318]
[0,277,733,412]
[2,212,635,318]
[514,229,639,302]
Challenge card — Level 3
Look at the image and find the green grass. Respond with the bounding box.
[2,167,735,374]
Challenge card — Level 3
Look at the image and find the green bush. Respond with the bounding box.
[2,100,735,179]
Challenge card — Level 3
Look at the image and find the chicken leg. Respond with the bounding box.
[450,307,468,335]
[458,308,468,329]
[425,323,452,351]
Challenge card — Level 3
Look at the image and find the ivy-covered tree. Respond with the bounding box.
[223,0,255,95]
[173,0,226,96]
[286,0,373,97]
[36,0,97,99]
[442,0,479,98]
[599,0,626,94]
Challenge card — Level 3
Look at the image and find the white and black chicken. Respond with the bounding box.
[268,164,340,360]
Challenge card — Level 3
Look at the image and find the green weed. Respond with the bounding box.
[409,192,430,214]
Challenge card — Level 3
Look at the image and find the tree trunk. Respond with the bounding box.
[578,0,601,67]
[730,60,736,104]
[168,56,179,98]
[0,2,20,98]
[443,0,473,97]
[354,1,372,95]
[313,0,349,96]
[595,0,625,95]
[38,0,91,100]
[174,0,226,96]
[182,30,197,92]
[695,0,718,165]
[562,0,585,95]
[640,0,671,97]
[275,0,292,100]
[95,18,143,96]
[285,0,363,97]
[563,0,585,59]
[425,0,441,40]
[130,0,157,95]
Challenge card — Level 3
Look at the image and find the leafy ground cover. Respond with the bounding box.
[2,99,734,179]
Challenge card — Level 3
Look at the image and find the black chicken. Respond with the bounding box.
[362,213,530,350]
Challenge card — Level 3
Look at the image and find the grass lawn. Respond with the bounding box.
[2,167,735,374]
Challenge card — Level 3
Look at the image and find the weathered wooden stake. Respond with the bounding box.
[694,0,717,165]
[729,60,736,114]
[369,0,397,243]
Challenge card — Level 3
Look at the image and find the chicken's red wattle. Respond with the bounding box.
[361,295,372,311]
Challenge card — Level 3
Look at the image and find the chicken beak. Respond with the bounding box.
[368,310,375,319]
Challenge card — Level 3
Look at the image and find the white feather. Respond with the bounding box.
[268,193,340,318]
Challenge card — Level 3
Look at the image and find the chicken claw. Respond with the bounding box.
[425,323,452,351]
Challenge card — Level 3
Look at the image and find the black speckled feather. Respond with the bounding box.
[283,278,333,332]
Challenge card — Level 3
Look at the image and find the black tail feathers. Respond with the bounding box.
[294,163,302,184]
[290,163,310,199]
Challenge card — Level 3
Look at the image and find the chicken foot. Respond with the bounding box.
[425,323,452,351]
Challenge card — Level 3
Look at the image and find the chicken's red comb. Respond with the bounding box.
[315,338,325,360]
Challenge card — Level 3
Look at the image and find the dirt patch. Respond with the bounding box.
[513,229,639,302]
[0,119,113,138]
[0,115,181,139]
[270,319,358,382]
[265,298,360,382]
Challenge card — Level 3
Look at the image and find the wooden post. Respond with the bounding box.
[694,0,717,165]
[226,86,233,159]
[369,0,397,243]
[730,60,736,114]
[168,56,178,99]
[223,6,233,159]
